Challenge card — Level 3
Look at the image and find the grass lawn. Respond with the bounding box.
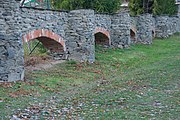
[0,34,180,119]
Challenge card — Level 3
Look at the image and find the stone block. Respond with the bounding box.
[8,72,21,82]
[7,47,15,59]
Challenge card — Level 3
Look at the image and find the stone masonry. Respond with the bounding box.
[0,0,180,82]
[66,10,95,62]
[0,0,24,82]
[111,12,131,48]
[136,14,154,44]
[155,15,180,38]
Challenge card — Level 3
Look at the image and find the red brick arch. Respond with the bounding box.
[130,26,137,34]
[22,29,66,51]
[95,27,111,45]
[95,27,110,39]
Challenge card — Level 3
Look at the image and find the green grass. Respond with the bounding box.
[24,40,47,56]
[0,35,180,119]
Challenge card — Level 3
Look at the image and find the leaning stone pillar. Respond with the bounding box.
[0,0,24,82]
[66,10,95,63]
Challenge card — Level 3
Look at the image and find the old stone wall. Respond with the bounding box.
[19,8,96,62]
[95,13,132,48]
[155,16,171,38]
[66,10,95,63]
[95,14,111,31]
[155,15,180,38]
[0,0,180,82]
[136,14,154,44]
[111,12,131,48]
[0,0,24,82]
[0,0,97,82]
[130,14,180,42]
[18,8,68,40]
[95,14,112,46]
[168,16,179,35]
[130,14,155,44]
[18,8,68,59]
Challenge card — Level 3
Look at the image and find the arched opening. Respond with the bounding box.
[152,30,155,38]
[94,27,110,47]
[95,32,110,46]
[130,29,136,41]
[22,29,66,69]
[37,37,64,54]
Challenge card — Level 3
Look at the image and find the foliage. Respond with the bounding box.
[51,0,121,13]
[129,0,144,16]
[24,40,47,56]
[153,0,178,15]
[129,0,178,16]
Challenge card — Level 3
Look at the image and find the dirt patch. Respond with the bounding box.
[25,56,51,66]
[25,56,65,71]
[0,82,15,88]
[9,88,33,98]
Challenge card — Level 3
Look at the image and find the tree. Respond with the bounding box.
[52,0,122,13]
[129,0,144,16]
[129,0,154,16]
[129,0,178,16]
[153,0,178,15]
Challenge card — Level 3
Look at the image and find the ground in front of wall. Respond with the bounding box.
[0,34,180,119]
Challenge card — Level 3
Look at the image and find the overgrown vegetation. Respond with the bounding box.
[24,0,178,14]
[0,35,180,119]
[129,0,178,16]
[52,0,178,15]
[51,0,121,13]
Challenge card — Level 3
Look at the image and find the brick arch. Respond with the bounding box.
[130,26,137,33]
[22,29,66,51]
[130,29,136,41]
[130,26,137,41]
[95,27,111,45]
[152,29,156,38]
[95,27,110,39]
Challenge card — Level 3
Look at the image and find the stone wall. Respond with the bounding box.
[155,15,180,38]
[0,0,24,82]
[95,14,111,46]
[136,14,154,44]
[18,8,67,39]
[0,0,97,82]
[95,14,111,31]
[19,8,96,62]
[130,14,180,42]
[95,13,132,48]
[66,10,95,63]
[155,16,171,38]
[130,14,155,44]
[111,12,131,48]
[18,7,68,60]
[0,0,180,82]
